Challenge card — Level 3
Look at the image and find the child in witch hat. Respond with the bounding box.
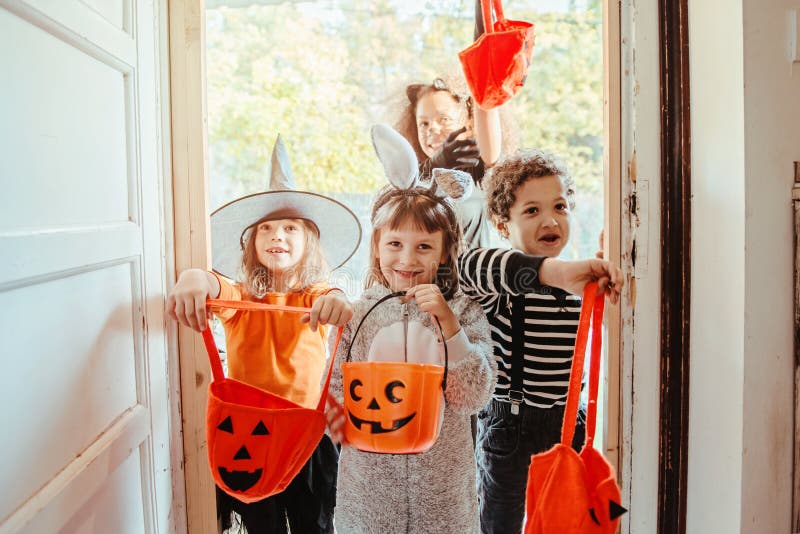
[167,134,361,533]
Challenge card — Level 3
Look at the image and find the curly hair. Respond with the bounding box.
[240,217,328,297]
[366,186,462,297]
[485,149,576,222]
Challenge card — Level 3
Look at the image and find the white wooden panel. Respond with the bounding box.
[0,0,136,63]
[0,8,133,232]
[78,0,128,32]
[1,407,150,533]
[0,263,139,520]
[0,0,179,531]
[0,223,141,288]
[58,450,147,534]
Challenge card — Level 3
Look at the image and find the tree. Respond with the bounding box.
[206,0,603,258]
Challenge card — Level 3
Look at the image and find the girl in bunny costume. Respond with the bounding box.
[324,125,497,533]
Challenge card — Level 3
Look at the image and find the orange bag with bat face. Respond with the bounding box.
[201,299,342,503]
[458,0,535,109]
[524,283,627,533]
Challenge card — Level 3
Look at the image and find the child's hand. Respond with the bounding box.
[428,127,480,171]
[301,291,353,331]
[539,258,624,305]
[404,284,461,339]
[166,269,218,332]
[325,396,347,445]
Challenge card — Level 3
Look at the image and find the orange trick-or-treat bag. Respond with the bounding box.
[202,299,342,503]
[524,283,627,533]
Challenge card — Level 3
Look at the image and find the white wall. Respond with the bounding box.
[687,1,746,532]
[687,1,799,533]
[740,1,799,531]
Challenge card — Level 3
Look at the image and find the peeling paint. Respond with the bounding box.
[793,161,800,532]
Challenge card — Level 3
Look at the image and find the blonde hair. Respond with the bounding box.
[240,217,328,297]
[366,187,462,297]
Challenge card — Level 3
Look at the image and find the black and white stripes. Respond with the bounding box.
[458,248,581,408]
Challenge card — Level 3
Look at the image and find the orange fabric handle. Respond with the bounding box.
[585,294,605,448]
[480,0,509,34]
[200,298,343,412]
[560,282,604,447]
[480,0,493,34]
[492,0,506,24]
[206,298,312,315]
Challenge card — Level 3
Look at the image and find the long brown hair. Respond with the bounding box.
[366,187,462,298]
[240,217,328,297]
[396,77,473,163]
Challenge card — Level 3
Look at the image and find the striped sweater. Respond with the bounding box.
[458,248,581,409]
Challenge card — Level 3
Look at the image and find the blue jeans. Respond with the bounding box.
[476,399,586,534]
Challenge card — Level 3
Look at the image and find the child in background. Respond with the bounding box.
[395,74,505,250]
[167,136,361,534]
[457,149,623,534]
[324,127,496,533]
[393,2,518,251]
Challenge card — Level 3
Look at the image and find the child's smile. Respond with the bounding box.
[377,222,446,292]
[254,218,307,274]
[415,91,468,159]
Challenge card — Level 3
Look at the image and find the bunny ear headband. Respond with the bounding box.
[370,123,474,206]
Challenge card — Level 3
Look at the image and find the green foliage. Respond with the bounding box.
[206,0,603,258]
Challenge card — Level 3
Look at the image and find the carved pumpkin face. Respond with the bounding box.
[342,361,444,454]
[211,412,272,493]
[206,378,327,503]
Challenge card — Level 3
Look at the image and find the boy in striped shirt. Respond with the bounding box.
[457,149,622,533]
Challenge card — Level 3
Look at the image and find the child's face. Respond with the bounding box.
[377,220,446,292]
[253,218,307,275]
[495,175,572,257]
[415,91,470,159]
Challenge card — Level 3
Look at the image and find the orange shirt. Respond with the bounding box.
[210,274,331,408]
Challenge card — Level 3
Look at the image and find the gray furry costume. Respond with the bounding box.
[326,125,496,533]
[329,284,495,533]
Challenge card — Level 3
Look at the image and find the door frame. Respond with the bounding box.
[656,0,691,532]
[167,0,218,532]
[168,1,629,530]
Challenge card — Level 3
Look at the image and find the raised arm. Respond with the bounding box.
[474,106,501,167]
[471,0,502,167]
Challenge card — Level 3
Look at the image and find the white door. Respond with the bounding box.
[0,1,181,532]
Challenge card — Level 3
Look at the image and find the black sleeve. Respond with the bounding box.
[458,248,547,297]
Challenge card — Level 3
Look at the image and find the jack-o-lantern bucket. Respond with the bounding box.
[342,291,448,454]
[201,299,342,503]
